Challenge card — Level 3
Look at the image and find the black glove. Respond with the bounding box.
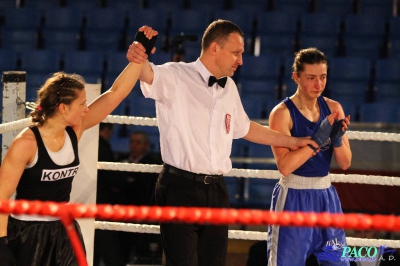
[135,31,158,55]
[0,236,16,266]
[330,119,347,147]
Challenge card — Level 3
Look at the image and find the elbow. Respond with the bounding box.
[278,165,292,178]
[341,163,351,171]
[276,159,294,177]
[339,160,351,171]
[140,77,153,85]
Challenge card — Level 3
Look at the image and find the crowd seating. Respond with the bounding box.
[0,48,18,71]
[0,1,398,125]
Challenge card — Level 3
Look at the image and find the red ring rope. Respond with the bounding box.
[1,199,399,266]
[2,200,400,230]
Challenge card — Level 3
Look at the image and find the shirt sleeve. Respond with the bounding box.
[140,62,180,104]
[232,90,251,139]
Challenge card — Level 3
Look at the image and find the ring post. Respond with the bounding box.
[1,71,27,161]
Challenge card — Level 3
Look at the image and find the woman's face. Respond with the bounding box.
[62,89,89,126]
[294,63,327,99]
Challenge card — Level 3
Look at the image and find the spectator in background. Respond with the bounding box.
[120,130,162,205]
[94,123,128,266]
[120,130,163,264]
[98,123,114,159]
[96,123,126,205]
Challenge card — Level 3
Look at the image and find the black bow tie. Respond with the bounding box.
[208,76,227,88]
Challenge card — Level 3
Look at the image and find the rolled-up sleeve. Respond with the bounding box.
[140,62,179,104]
[233,93,251,139]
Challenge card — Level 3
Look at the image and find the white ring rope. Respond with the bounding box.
[97,162,400,186]
[0,117,398,185]
[102,115,158,127]
[0,118,30,134]
[104,115,400,142]
[17,107,400,142]
[346,131,400,142]
[2,111,399,248]
[95,221,400,248]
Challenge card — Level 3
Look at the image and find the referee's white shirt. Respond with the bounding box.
[140,58,250,175]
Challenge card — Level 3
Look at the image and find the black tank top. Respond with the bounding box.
[15,126,80,202]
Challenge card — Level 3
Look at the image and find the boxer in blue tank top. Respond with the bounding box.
[267,48,352,266]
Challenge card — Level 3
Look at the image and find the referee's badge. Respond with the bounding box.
[225,114,231,134]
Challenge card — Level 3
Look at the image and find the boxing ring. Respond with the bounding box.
[1,72,400,266]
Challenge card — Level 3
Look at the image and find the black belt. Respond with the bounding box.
[163,164,222,184]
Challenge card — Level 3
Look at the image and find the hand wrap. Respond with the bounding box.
[330,119,347,147]
[308,117,333,151]
[135,31,158,55]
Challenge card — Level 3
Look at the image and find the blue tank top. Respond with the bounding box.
[283,96,333,177]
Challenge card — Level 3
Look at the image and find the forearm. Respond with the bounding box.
[110,62,143,98]
[82,62,144,130]
[0,187,11,237]
[333,138,352,170]
[0,214,8,237]
[243,121,296,149]
[139,60,154,84]
[275,147,315,177]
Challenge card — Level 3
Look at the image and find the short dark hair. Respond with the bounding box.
[100,123,113,131]
[292,47,328,77]
[130,130,150,144]
[201,19,244,51]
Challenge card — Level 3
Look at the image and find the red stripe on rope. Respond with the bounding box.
[2,200,400,266]
[1,200,399,231]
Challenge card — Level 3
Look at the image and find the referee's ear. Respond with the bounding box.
[209,42,218,55]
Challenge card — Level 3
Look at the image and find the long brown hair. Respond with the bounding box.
[29,72,85,126]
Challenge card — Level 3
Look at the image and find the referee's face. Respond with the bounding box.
[215,32,244,78]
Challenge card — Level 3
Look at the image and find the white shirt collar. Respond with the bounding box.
[194,58,212,87]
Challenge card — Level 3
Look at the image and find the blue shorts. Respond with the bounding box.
[267,176,349,266]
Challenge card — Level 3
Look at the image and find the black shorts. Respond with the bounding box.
[8,216,85,266]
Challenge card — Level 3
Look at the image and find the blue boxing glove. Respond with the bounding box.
[0,236,16,266]
[308,117,333,151]
[330,119,346,147]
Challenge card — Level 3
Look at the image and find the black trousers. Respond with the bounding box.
[93,229,128,266]
[156,168,229,266]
